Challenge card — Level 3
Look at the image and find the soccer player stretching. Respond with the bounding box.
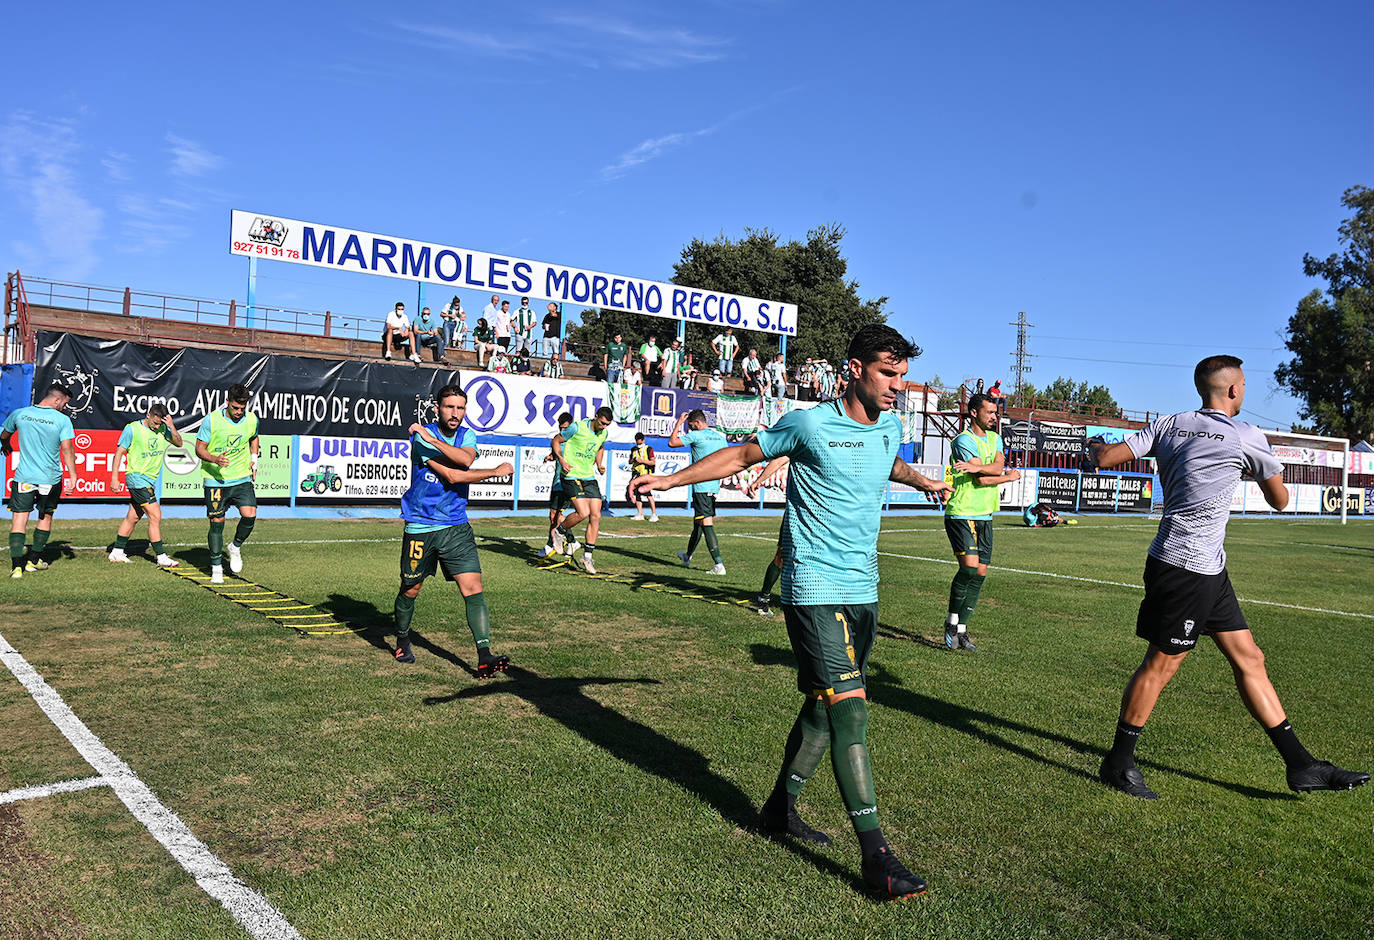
[195,384,259,584]
[1,383,75,577]
[1093,355,1368,799]
[539,413,574,559]
[671,410,728,574]
[744,455,791,617]
[632,325,951,898]
[109,404,182,567]
[942,393,1021,651]
[550,407,613,574]
[395,384,513,675]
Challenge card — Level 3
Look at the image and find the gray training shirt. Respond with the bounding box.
[1125,409,1283,575]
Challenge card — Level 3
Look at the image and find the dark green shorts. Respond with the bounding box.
[401,523,482,585]
[562,478,602,502]
[781,602,878,696]
[549,480,572,512]
[204,481,258,518]
[945,516,993,564]
[128,486,157,509]
[692,493,717,520]
[7,482,61,516]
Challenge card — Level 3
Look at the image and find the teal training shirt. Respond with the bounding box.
[755,400,901,606]
[679,426,729,495]
[1022,505,1038,526]
[2,405,75,485]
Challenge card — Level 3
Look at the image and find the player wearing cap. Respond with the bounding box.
[1093,355,1368,799]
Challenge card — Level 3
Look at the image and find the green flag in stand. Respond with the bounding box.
[608,383,642,424]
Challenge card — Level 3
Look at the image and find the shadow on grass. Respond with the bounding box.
[424,664,866,892]
[750,643,1294,802]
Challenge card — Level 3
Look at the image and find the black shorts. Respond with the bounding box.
[692,493,717,520]
[782,602,878,696]
[548,481,572,512]
[1136,555,1248,654]
[128,486,157,509]
[385,333,412,349]
[945,516,993,564]
[7,482,61,516]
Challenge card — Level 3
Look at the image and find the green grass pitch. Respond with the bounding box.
[1,513,1371,939]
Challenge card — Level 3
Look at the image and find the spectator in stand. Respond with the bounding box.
[382,302,421,363]
[414,306,448,363]
[541,357,563,379]
[712,327,740,376]
[660,338,684,388]
[640,334,662,383]
[742,348,765,395]
[440,295,464,349]
[623,362,643,387]
[836,369,849,399]
[514,296,536,355]
[494,300,513,350]
[604,331,629,384]
[481,293,502,331]
[473,317,496,367]
[796,357,815,401]
[510,350,531,374]
[707,369,725,394]
[768,353,788,397]
[680,353,699,389]
[488,347,510,373]
[819,361,837,400]
[588,362,607,382]
[541,302,562,360]
[988,379,1006,413]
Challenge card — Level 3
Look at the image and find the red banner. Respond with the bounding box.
[4,429,127,500]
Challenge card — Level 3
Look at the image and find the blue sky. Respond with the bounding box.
[4,0,1370,429]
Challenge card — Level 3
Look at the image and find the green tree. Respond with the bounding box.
[1020,377,1120,417]
[1275,185,1374,444]
[563,224,895,373]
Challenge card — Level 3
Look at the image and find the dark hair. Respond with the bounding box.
[1194,355,1243,395]
[557,411,573,426]
[634,432,645,442]
[968,393,995,413]
[436,384,467,404]
[846,323,922,365]
[594,406,614,421]
[45,382,72,398]
[687,408,708,425]
[227,383,251,403]
[478,317,488,329]
[148,403,170,418]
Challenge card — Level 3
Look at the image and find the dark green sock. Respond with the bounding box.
[686,523,703,558]
[207,520,225,565]
[703,526,723,565]
[948,566,973,621]
[760,557,783,597]
[828,697,880,834]
[31,529,50,555]
[9,532,25,567]
[233,516,256,547]
[114,534,130,551]
[465,592,491,651]
[394,592,415,638]
[765,697,830,812]
[960,572,986,625]
[151,540,164,556]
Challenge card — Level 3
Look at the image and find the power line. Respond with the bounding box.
[1037,334,1278,352]
[1035,354,1191,369]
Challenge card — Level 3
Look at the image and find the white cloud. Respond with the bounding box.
[601,128,714,180]
[548,14,728,68]
[166,133,224,177]
[102,150,133,183]
[0,112,103,279]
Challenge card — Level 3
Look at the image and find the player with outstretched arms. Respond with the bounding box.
[109,404,182,567]
[394,384,513,675]
[1092,355,1368,799]
[196,383,260,584]
[632,324,951,899]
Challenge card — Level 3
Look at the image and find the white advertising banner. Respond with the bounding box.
[470,444,517,501]
[296,435,410,500]
[606,448,691,505]
[887,463,947,506]
[519,444,558,504]
[457,371,639,444]
[230,210,796,335]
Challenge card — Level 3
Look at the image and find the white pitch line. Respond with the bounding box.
[0,774,110,805]
[729,534,1374,621]
[0,631,302,940]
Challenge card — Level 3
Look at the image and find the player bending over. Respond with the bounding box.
[109,404,182,567]
[632,325,951,899]
[395,385,513,676]
[1093,355,1368,799]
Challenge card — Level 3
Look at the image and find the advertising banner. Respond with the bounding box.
[1321,485,1364,515]
[1003,420,1088,457]
[470,444,517,502]
[161,434,293,500]
[296,435,410,501]
[636,387,717,438]
[230,210,797,335]
[887,464,948,506]
[4,429,123,500]
[34,331,459,439]
[1036,469,1080,509]
[1086,425,1135,445]
[1078,473,1119,511]
[998,468,1037,510]
[1116,474,1155,512]
[1365,488,1374,514]
[606,446,691,505]
[456,370,636,444]
[519,444,559,505]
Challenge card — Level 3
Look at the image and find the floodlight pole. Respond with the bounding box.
[246,257,257,329]
[417,281,426,315]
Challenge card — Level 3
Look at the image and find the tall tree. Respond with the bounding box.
[1275,185,1374,443]
[1020,377,1120,416]
[563,224,895,371]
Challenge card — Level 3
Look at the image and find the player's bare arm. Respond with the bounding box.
[0,429,11,456]
[745,455,790,498]
[952,450,1007,476]
[61,438,77,493]
[425,459,513,486]
[552,433,571,473]
[408,423,477,469]
[164,420,183,447]
[195,439,230,467]
[1258,471,1290,511]
[112,446,129,490]
[1088,439,1135,470]
[633,442,765,495]
[889,457,952,497]
[668,412,689,448]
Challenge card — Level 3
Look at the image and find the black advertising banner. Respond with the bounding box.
[1116,474,1155,512]
[1002,420,1087,456]
[1036,469,1080,509]
[1002,419,1037,452]
[1078,473,1120,511]
[34,331,459,438]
